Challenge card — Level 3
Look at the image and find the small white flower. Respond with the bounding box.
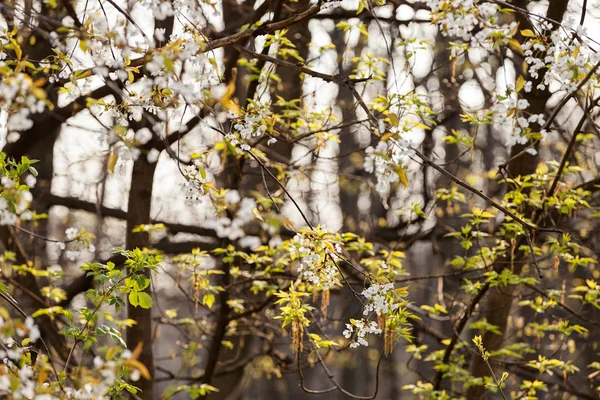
[517,117,529,128]
[8,109,33,131]
[62,16,75,27]
[517,99,529,110]
[210,84,227,101]
[131,148,141,161]
[239,235,261,250]
[25,318,40,342]
[94,356,104,369]
[6,132,20,143]
[130,369,141,381]
[225,189,241,204]
[65,227,79,241]
[135,128,153,145]
[269,236,283,247]
[155,28,167,42]
[1,177,15,189]
[147,148,160,164]
[24,175,36,188]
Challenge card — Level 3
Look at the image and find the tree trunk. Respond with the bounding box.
[466,1,569,397]
[125,156,158,400]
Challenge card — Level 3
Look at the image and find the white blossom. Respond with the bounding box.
[147,148,160,164]
[6,132,20,143]
[135,128,153,145]
[343,320,382,348]
[155,28,167,42]
[24,175,36,188]
[225,189,241,204]
[289,232,342,290]
[361,283,397,316]
[65,227,79,241]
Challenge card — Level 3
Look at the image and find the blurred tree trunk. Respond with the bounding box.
[210,2,313,398]
[1,1,74,362]
[125,156,158,400]
[205,3,259,400]
[334,25,365,234]
[122,9,177,399]
[466,1,569,398]
[239,1,313,398]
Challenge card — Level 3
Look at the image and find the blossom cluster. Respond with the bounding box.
[522,19,600,95]
[492,91,547,149]
[0,181,32,226]
[428,0,518,54]
[343,280,410,348]
[183,164,211,205]
[429,0,600,154]
[343,319,382,348]
[289,232,342,290]
[0,31,48,145]
[364,137,416,194]
[342,283,396,348]
[361,283,398,316]
[227,104,275,151]
[0,316,41,398]
[0,73,47,144]
[55,227,96,261]
[428,0,480,40]
[45,0,221,167]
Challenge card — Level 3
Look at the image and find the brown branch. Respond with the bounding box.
[46,193,218,237]
[198,260,231,398]
[432,282,490,390]
[297,337,384,399]
[234,44,359,85]
[207,3,323,51]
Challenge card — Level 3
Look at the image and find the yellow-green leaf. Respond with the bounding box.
[520,29,535,37]
[137,292,153,309]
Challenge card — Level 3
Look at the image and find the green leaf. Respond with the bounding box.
[203,294,215,308]
[137,292,153,309]
[128,290,139,307]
